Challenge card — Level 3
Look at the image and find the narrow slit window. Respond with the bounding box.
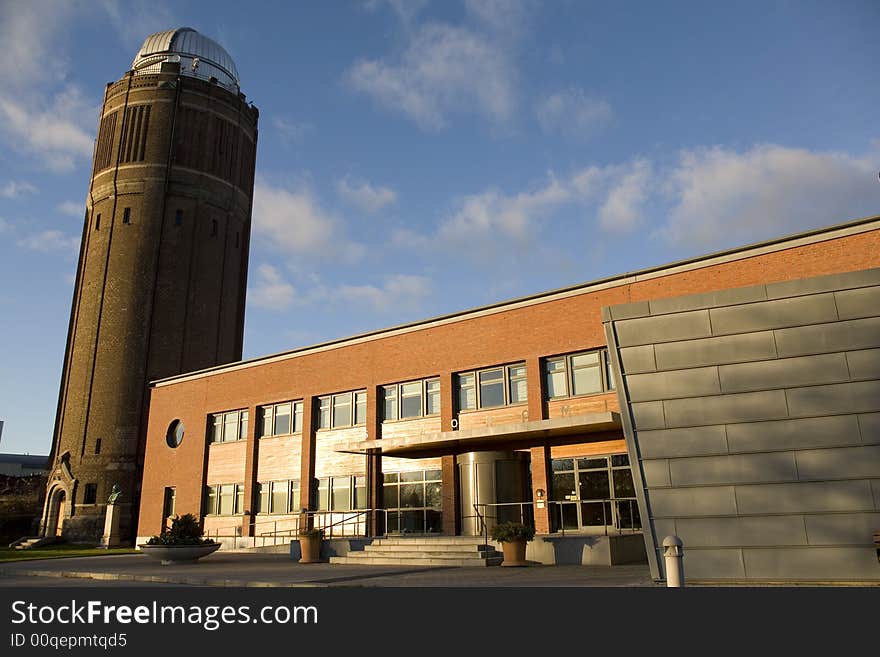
[122,207,131,224]
[175,209,183,226]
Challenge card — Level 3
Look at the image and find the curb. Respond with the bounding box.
[2,568,328,588]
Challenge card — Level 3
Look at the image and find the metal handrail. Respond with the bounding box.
[467,497,640,539]
[263,508,389,541]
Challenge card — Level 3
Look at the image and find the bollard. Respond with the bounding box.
[663,535,684,587]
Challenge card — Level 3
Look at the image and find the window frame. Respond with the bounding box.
[258,400,304,438]
[205,483,245,516]
[208,408,249,444]
[544,348,614,400]
[318,390,367,430]
[455,362,528,412]
[381,377,441,422]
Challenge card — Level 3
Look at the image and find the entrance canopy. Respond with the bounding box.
[337,412,622,458]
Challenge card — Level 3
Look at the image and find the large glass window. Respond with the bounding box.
[549,454,640,532]
[383,470,442,534]
[208,409,249,443]
[259,400,304,438]
[544,349,614,400]
[456,363,527,411]
[206,483,245,515]
[381,378,440,421]
[315,475,364,511]
[319,390,366,429]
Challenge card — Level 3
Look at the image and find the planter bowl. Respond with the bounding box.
[298,535,323,563]
[500,539,529,567]
[138,542,220,565]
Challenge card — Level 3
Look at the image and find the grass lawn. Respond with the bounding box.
[0,545,138,562]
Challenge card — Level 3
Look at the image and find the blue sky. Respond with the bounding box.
[1,0,879,455]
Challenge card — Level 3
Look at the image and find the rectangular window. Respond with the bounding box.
[400,381,422,419]
[258,400,302,437]
[317,477,330,511]
[271,480,288,514]
[289,480,301,513]
[319,397,331,429]
[211,219,218,236]
[208,408,248,443]
[383,386,398,421]
[332,393,351,428]
[354,475,367,510]
[175,209,183,226]
[206,486,218,515]
[163,487,176,517]
[94,438,102,455]
[83,483,98,505]
[455,363,527,411]
[381,378,440,421]
[273,402,291,436]
[257,482,269,514]
[235,484,244,515]
[218,484,235,515]
[95,214,101,231]
[354,391,367,425]
[544,349,614,400]
[331,477,351,511]
[122,207,131,224]
[457,373,475,411]
[319,390,366,429]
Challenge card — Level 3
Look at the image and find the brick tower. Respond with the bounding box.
[40,28,259,541]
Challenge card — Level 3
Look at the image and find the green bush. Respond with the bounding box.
[146,513,215,545]
[490,521,535,543]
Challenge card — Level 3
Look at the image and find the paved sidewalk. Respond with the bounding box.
[0,552,656,588]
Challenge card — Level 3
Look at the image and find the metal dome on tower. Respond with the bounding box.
[131,27,240,91]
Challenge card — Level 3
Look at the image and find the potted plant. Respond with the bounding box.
[490,521,535,567]
[297,527,324,564]
[139,513,220,565]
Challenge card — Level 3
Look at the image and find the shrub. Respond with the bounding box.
[490,521,535,543]
[146,513,215,545]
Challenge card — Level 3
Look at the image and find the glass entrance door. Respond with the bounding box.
[550,454,640,532]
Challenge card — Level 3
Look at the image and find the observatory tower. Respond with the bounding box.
[41,28,259,540]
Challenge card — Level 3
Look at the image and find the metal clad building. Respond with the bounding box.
[604,268,880,582]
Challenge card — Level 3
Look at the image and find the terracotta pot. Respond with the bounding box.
[298,535,323,563]
[138,542,220,565]
[500,539,528,567]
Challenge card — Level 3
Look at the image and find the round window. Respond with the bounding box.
[166,420,185,448]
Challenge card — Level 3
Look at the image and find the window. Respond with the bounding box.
[315,475,365,511]
[166,419,185,447]
[122,207,131,224]
[455,363,527,411]
[208,408,249,443]
[383,470,442,534]
[83,483,98,505]
[382,378,440,421]
[211,219,218,236]
[259,400,303,438]
[95,213,101,231]
[318,390,366,429]
[205,483,245,515]
[175,209,183,226]
[94,438,102,455]
[163,487,176,517]
[544,349,614,400]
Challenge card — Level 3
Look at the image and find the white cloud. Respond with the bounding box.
[598,159,651,233]
[1,181,38,199]
[364,0,429,25]
[337,178,398,214]
[346,22,517,130]
[337,274,430,312]
[252,180,365,262]
[0,87,96,172]
[438,175,571,244]
[0,0,72,87]
[273,116,314,143]
[17,230,80,254]
[249,264,296,311]
[536,87,613,138]
[58,201,84,217]
[0,218,12,234]
[463,0,532,36]
[658,144,880,248]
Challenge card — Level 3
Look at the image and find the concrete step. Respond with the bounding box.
[11,536,56,550]
[374,536,486,546]
[364,543,494,554]
[329,555,503,567]
[358,550,500,560]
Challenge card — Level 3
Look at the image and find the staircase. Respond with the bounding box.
[9,536,58,550]
[329,536,503,567]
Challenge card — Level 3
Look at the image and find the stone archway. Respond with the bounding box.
[43,486,69,536]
